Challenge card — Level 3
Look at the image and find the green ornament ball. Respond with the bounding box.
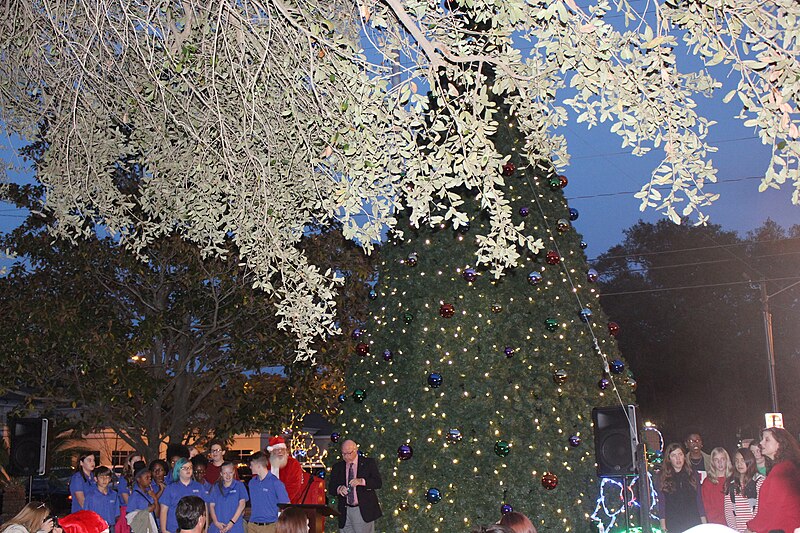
[494,440,511,457]
[353,388,366,402]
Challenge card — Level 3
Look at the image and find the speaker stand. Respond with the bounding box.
[635,442,653,533]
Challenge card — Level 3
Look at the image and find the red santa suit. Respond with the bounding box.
[266,436,305,504]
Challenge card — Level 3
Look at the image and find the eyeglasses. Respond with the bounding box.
[211,448,223,453]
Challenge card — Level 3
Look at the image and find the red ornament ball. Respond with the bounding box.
[502,162,516,177]
[439,303,455,318]
[546,251,561,265]
[608,322,620,337]
[541,472,558,490]
[356,343,370,356]
[558,174,568,188]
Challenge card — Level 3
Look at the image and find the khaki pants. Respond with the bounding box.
[246,521,276,533]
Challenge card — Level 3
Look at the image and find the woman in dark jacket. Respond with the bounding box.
[656,442,707,532]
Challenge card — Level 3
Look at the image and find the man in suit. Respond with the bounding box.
[328,440,382,533]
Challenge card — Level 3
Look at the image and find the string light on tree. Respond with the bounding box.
[336,90,634,531]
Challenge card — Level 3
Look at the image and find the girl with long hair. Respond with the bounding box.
[0,502,55,533]
[208,462,248,533]
[701,447,733,524]
[275,507,309,533]
[70,452,97,512]
[655,442,706,532]
[746,427,800,533]
[724,447,764,532]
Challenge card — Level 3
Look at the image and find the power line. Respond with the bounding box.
[569,136,758,160]
[597,249,800,275]
[588,235,800,262]
[599,276,800,297]
[568,175,765,201]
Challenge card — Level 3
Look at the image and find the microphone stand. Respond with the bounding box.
[299,469,316,504]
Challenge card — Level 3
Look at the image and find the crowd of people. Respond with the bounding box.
[3,427,798,533]
[655,427,800,533]
[0,436,312,533]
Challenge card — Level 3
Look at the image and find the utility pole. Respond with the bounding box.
[759,281,778,412]
[758,278,800,413]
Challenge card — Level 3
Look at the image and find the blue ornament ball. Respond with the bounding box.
[528,271,543,285]
[425,488,442,504]
[587,269,599,282]
[316,469,326,479]
[610,359,625,374]
[504,346,514,358]
[519,207,530,217]
[463,268,478,283]
[579,308,593,322]
[580,241,588,249]
[569,435,581,447]
[331,432,340,443]
[569,208,579,221]
[446,429,463,443]
[337,394,347,404]
[351,328,364,339]
[368,289,377,300]
[501,504,513,515]
[427,372,443,388]
[382,349,393,362]
[397,444,413,461]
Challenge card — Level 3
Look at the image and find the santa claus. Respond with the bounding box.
[266,435,305,504]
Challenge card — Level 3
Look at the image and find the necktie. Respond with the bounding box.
[347,463,355,505]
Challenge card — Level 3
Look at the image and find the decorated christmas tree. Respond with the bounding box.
[335,98,636,531]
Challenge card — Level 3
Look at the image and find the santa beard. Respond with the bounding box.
[270,452,289,470]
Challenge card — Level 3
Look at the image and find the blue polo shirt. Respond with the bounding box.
[117,476,131,506]
[160,479,209,533]
[127,487,154,513]
[247,473,288,524]
[208,480,248,533]
[85,486,120,528]
[70,471,96,512]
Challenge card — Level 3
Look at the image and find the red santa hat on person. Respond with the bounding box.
[59,511,109,533]
[267,436,287,452]
[267,436,289,477]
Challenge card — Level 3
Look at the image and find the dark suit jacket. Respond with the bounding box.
[328,456,383,528]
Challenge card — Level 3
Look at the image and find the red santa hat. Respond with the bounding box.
[267,436,287,452]
[59,511,109,533]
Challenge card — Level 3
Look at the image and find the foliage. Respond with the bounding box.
[0,0,798,358]
[335,100,634,530]
[0,183,375,459]
[594,218,800,444]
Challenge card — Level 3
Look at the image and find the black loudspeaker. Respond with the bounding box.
[8,417,48,476]
[592,405,640,476]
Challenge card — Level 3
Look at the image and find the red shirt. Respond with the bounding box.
[204,462,239,485]
[701,476,727,524]
[747,460,800,533]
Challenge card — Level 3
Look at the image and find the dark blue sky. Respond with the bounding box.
[563,92,798,260]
